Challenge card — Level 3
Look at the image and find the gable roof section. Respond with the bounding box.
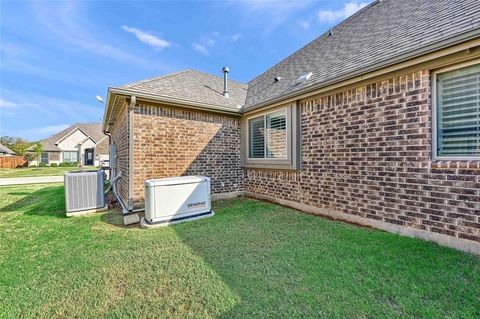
[116,69,247,111]
[36,123,106,151]
[95,136,109,155]
[0,143,15,155]
[245,0,480,109]
[55,127,88,145]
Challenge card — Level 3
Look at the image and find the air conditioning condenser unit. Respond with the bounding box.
[64,170,107,216]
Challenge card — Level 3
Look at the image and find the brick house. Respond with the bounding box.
[103,0,480,254]
[29,123,109,167]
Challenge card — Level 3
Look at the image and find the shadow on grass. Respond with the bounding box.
[171,197,480,318]
[0,185,66,218]
[5,192,31,195]
[99,208,137,227]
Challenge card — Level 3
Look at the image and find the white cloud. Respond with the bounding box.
[298,20,310,29]
[122,25,171,50]
[231,33,242,42]
[318,1,369,23]
[202,37,216,46]
[1,89,104,122]
[0,90,105,140]
[32,2,149,66]
[0,99,20,109]
[192,42,209,55]
[231,0,315,34]
[23,124,70,137]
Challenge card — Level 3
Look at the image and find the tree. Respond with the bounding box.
[31,143,43,166]
[0,136,33,156]
[10,141,31,156]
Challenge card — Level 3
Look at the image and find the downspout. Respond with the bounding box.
[126,96,145,217]
[128,95,136,212]
[103,131,112,181]
[104,95,143,223]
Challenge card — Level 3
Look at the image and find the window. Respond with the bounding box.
[434,62,480,159]
[248,109,287,159]
[40,152,49,164]
[63,151,78,163]
[243,104,300,170]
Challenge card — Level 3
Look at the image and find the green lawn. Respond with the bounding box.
[0,184,479,318]
[0,166,98,178]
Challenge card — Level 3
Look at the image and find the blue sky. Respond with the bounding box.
[0,0,368,141]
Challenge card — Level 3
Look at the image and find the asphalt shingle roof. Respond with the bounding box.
[118,69,247,111]
[245,0,480,108]
[0,143,15,155]
[112,0,480,113]
[38,123,107,152]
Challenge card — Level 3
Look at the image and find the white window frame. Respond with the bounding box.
[63,151,79,163]
[242,103,300,170]
[432,59,480,161]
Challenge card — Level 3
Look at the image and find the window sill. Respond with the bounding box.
[243,163,300,171]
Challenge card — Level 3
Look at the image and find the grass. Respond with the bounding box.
[0,184,479,318]
[0,166,98,178]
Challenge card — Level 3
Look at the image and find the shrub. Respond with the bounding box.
[59,162,70,167]
[70,162,79,167]
[50,163,58,167]
[38,162,47,167]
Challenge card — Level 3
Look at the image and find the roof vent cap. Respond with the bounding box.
[274,76,282,82]
[222,66,229,98]
[295,72,312,84]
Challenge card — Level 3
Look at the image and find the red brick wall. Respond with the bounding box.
[110,105,129,206]
[132,103,243,207]
[245,70,480,244]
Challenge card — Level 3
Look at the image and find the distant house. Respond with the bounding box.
[29,123,109,166]
[0,143,15,156]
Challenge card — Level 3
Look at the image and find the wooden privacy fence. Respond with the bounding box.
[0,156,28,168]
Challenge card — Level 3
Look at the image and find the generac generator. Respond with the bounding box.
[140,176,214,228]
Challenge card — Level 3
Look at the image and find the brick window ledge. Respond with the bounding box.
[431,161,480,170]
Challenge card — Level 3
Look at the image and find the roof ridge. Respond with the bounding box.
[120,68,247,89]
[247,0,380,86]
[120,69,194,88]
[186,69,248,86]
[245,0,479,108]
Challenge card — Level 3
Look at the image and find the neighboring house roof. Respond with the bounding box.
[245,0,480,109]
[0,143,15,155]
[116,69,247,111]
[32,123,107,152]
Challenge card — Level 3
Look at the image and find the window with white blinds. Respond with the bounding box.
[248,116,265,158]
[436,63,480,158]
[248,109,287,159]
[63,151,79,163]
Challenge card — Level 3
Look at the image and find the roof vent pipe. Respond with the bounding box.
[223,66,229,98]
